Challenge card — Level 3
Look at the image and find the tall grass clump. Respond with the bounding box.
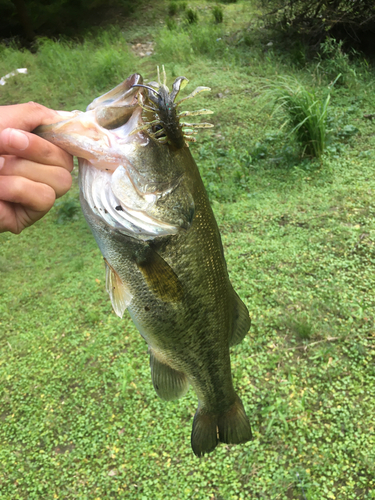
[213,5,224,23]
[185,8,199,24]
[265,77,333,159]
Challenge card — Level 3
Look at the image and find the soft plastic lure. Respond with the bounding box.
[131,66,214,149]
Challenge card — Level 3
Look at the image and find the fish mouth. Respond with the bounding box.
[34,73,147,171]
[34,73,194,240]
[79,74,191,239]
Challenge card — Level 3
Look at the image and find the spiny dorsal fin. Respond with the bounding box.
[137,251,184,303]
[104,259,133,318]
[149,349,189,401]
[230,291,250,347]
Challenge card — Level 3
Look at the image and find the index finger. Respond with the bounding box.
[0,102,72,133]
[0,128,74,171]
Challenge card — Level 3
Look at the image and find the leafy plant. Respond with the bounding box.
[165,17,177,30]
[287,313,313,340]
[337,124,359,140]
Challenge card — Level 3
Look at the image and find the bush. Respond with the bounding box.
[0,0,138,45]
[261,0,375,52]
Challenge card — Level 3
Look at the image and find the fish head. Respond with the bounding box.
[34,72,214,239]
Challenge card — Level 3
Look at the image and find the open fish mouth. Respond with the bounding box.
[75,74,183,240]
[34,70,214,240]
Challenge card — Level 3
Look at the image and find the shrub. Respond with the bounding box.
[260,0,375,52]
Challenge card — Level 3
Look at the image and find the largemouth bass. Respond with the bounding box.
[35,70,252,456]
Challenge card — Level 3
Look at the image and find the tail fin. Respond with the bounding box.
[191,395,252,457]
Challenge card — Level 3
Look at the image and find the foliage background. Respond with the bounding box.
[1,1,375,499]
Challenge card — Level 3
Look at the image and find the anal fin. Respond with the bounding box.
[149,349,189,401]
[104,259,132,318]
[230,291,251,347]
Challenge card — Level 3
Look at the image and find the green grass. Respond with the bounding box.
[263,77,333,159]
[1,1,375,499]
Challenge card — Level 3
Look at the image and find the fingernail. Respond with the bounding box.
[8,129,30,150]
[0,157,4,171]
[56,110,76,118]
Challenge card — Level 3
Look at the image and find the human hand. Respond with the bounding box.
[0,102,74,234]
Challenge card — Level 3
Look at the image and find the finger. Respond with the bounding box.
[0,156,72,198]
[0,102,66,133]
[0,175,56,212]
[0,128,74,171]
[0,199,19,234]
[0,199,50,235]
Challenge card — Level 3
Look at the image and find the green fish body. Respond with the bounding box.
[35,72,252,456]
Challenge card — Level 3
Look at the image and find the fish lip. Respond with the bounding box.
[87,73,143,111]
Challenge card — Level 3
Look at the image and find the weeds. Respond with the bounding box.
[54,197,81,225]
[156,23,223,63]
[213,5,224,23]
[315,38,358,86]
[185,7,199,24]
[168,1,178,16]
[264,77,333,159]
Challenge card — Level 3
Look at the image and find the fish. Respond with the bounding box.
[34,69,252,456]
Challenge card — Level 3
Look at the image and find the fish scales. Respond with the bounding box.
[34,71,252,456]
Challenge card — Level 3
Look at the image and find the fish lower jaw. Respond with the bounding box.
[78,159,180,240]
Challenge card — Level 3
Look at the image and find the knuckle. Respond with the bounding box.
[12,177,28,199]
[12,224,23,235]
[38,140,55,161]
[55,168,72,197]
[40,184,56,209]
[26,101,47,113]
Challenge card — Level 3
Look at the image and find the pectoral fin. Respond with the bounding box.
[105,259,133,318]
[229,291,250,347]
[149,349,189,401]
[137,250,184,303]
